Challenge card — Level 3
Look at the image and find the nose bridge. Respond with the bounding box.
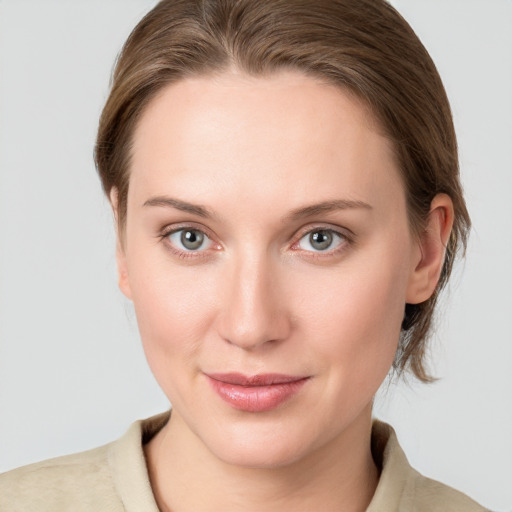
[218,247,288,350]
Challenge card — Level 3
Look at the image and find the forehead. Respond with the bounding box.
[129,70,403,218]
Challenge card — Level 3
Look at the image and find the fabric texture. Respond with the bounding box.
[0,412,488,511]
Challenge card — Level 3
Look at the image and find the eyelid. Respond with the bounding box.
[160,222,216,240]
[168,229,213,251]
[290,224,354,254]
[157,222,353,259]
[293,223,353,241]
[159,222,222,257]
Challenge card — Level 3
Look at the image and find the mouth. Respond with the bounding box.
[205,373,310,412]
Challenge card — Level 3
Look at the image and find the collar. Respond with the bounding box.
[107,412,481,512]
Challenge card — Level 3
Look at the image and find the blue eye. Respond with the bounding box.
[167,228,212,252]
[297,229,345,252]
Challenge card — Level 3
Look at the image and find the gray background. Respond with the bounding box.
[0,1,511,510]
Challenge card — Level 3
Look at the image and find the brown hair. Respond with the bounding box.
[95,0,470,382]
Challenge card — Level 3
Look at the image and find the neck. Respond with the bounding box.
[145,407,379,512]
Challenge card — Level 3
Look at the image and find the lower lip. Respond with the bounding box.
[206,376,309,413]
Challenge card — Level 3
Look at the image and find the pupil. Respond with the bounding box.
[181,230,204,250]
[310,230,332,250]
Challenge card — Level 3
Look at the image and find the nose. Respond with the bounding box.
[216,253,292,351]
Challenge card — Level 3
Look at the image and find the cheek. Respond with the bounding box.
[126,252,219,381]
[294,249,409,382]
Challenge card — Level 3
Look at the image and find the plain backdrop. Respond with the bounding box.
[0,1,511,510]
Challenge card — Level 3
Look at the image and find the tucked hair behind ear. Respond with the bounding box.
[95,0,470,382]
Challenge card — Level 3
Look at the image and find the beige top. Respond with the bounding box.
[0,412,488,511]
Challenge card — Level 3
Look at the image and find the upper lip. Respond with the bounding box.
[206,373,308,386]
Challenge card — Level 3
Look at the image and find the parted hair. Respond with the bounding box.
[95,0,470,382]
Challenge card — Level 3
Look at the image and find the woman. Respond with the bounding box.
[0,1,493,510]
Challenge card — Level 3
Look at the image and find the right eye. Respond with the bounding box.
[166,228,214,252]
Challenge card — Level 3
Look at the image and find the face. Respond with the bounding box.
[117,71,426,468]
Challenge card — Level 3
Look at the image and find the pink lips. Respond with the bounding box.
[206,373,309,412]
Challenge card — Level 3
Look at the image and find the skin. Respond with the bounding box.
[113,70,453,512]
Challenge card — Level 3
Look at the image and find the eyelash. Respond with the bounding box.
[159,224,219,260]
[158,224,353,260]
[291,226,352,259]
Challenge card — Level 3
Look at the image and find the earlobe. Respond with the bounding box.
[116,237,133,301]
[110,188,133,301]
[406,193,454,304]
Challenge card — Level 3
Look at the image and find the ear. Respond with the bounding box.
[110,188,133,300]
[406,193,454,304]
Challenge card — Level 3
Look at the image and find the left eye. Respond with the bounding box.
[167,228,213,251]
[297,229,345,252]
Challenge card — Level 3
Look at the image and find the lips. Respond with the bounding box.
[206,373,309,412]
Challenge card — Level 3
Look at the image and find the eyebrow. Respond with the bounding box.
[286,199,372,221]
[142,196,372,221]
[143,196,214,218]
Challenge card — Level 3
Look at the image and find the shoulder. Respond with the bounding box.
[369,420,490,512]
[0,443,123,512]
[0,412,168,512]
[405,467,489,512]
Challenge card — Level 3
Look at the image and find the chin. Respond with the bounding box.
[197,415,324,469]
[210,437,308,469]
